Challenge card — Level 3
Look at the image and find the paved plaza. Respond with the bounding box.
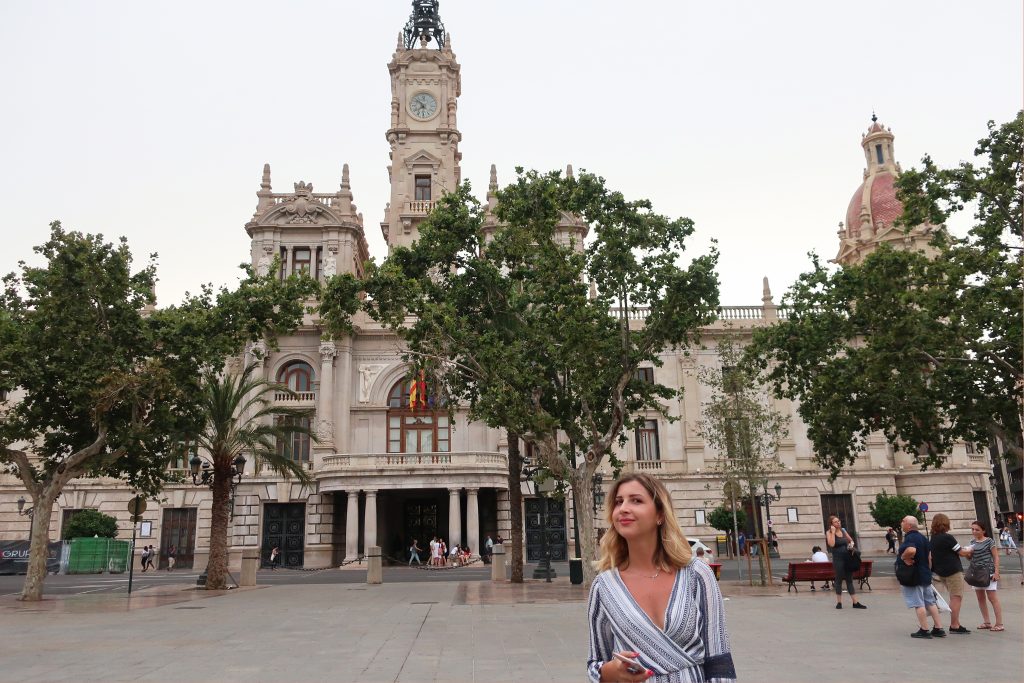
[1,571,1020,683]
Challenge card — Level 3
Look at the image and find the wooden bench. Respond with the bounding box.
[782,560,873,593]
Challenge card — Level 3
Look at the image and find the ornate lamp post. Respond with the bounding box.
[758,481,782,558]
[189,453,246,519]
[16,496,34,517]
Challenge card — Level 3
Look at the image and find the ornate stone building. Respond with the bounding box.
[0,2,995,571]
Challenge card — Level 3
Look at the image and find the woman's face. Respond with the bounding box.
[612,481,662,541]
[831,517,841,529]
[971,523,984,539]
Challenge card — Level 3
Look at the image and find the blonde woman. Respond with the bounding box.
[586,473,735,683]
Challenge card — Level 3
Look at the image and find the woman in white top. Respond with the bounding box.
[586,473,735,682]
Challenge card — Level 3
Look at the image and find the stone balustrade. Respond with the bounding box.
[621,458,689,474]
[405,200,437,214]
[321,451,506,473]
[273,391,317,403]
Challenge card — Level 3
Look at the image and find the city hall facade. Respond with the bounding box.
[0,3,998,571]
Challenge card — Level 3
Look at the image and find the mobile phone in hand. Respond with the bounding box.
[612,652,645,675]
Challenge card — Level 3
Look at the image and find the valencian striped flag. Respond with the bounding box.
[408,370,429,410]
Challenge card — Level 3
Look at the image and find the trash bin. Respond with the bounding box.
[716,534,727,556]
[569,558,583,585]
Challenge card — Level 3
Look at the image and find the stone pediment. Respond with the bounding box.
[403,149,443,170]
[255,183,347,226]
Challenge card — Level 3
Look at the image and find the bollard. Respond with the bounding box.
[240,548,259,587]
[491,543,506,581]
[367,545,383,584]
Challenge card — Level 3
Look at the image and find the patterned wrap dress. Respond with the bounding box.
[587,560,736,683]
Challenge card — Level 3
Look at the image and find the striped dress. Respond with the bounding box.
[587,560,736,683]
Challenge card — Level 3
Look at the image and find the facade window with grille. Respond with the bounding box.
[277,361,314,393]
[276,415,311,463]
[292,247,312,275]
[635,419,660,460]
[634,367,655,384]
[386,379,449,453]
[414,175,431,201]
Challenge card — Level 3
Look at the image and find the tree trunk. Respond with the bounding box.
[570,466,598,587]
[205,459,233,590]
[19,491,57,602]
[507,432,524,583]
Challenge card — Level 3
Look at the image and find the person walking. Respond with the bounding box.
[409,539,422,565]
[586,473,735,682]
[960,520,1003,632]
[825,515,865,609]
[166,544,176,571]
[885,527,897,554]
[737,531,746,557]
[898,515,944,639]
[484,535,494,564]
[269,545,280,570]
[929,513,969,634]
[140,545,150,572]
[998,526,1017,556]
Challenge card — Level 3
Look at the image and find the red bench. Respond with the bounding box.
[709,562,722,580]
[782,560,873,593]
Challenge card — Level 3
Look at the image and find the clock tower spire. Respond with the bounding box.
[382,1,462,250]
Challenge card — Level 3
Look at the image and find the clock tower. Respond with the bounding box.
[381,0,462,250]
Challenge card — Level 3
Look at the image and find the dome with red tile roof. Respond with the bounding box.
[844,116,902,238]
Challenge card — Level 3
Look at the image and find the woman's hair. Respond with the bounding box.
[971,520,990,537]
[596,473,693,573]
[930,513,951,535]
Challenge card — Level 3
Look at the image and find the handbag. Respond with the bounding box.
[964,561,992,588]
[846,547,862,572]
[895,559,918,586]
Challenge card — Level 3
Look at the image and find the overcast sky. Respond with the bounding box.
[1,1,1020,306]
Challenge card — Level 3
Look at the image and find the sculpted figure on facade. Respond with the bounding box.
[257,245,273,276]
[358,363,388,404]
[322,247,338,278]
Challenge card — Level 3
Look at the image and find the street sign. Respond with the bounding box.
[918,502,928,512]
[127,495,147,516]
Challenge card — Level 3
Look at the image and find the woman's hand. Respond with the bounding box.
[600,652,654,682]
[992,571,1000,582]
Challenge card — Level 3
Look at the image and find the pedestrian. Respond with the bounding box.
[998,526,1017,556]
[140,545,150,572]
[898,515,944,638]
[885,527,897,554]
[960,520,1003,632]
[166,544,176,571]
[808,545,829,592]
[929,513,969,634]
[484,535,494,564]
[449,541,460,566]
[409,539,422,565]
[147,545,157,571]
[428,537,438,567]
[269,545,280,570]
[438,538,447,566]
[825,515,866,609]
[769,529,779,553]
[586,473,735,682]
[737,530,746,557]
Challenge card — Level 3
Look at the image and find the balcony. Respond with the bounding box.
[317,451,509,491]
[273,391,316,408]
[404,200,437,215]
[621,459,688,475]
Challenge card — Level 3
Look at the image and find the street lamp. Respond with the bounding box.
[522,456,556,582]
[758,481,782,558]
[189,453,247,519]
[16,496,33,517]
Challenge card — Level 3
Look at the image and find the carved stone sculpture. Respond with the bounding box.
[358,363,388,404]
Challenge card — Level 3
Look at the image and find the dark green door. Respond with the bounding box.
[525,497,567,562]
[262,503,305,568]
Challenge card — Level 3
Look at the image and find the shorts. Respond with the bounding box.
[900,584,937,609]
[974,580,998,592]
[933,572,965,598]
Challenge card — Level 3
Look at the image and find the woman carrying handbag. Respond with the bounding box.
[825,515,866,609]
[960,520,1003,632]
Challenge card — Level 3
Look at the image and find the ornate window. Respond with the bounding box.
[292,247,312,275]
[414,175,431,201]
[387,379,449,453]
[276,415,311,464]
[635,419,660,461]
[277,361,314,393]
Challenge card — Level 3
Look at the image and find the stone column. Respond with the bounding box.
[364,490,378,549]
[448,488,462,549]
[335,336,353,453]
[466,487,480,557]
[317,341,337,449]
[344,490,359,562]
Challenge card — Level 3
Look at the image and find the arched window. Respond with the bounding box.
[386,378,449,453]
[277,361,314,393]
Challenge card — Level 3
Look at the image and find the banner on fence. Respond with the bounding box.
[0,541,62,575]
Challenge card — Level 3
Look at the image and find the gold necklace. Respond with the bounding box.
[626,567,660,580]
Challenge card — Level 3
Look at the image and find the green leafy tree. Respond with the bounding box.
[749,113,1023,476]
[325,169,719,585]
[0,224,315,601]
[707,505,747,557]
[868,491,922,541]
[697,336,787,543]
[63,510,119,539]
[186,364,314,590]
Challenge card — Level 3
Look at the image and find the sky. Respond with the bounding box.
[0,1,1020,306]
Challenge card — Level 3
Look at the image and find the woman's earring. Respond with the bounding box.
[658,520,663,526]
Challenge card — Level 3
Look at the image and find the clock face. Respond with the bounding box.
[409,92,438,119]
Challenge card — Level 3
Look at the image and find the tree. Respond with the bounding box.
[0,224,315,601]
[749,113,1023,477]
[697,335,787,543]
[868,491,922,542]
[707,505,747,557]
[328,169,719,586]
[186,364,313,590]
[63,510,119,539]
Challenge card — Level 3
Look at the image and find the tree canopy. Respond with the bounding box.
[868,491,922,539]
[63,509,119,539]
[749,113,1023,477]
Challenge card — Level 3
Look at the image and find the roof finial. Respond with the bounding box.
[762,276,774,305]
[403,0,446,50]
[871,110,877,123]
[261,163,272,191]
[566,164,574,179]
[341,163,351,189]
[489,163,498,191]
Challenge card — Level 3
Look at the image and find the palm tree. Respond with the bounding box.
[187,362,314,590]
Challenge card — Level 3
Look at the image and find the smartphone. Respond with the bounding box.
[612,652,645,675]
